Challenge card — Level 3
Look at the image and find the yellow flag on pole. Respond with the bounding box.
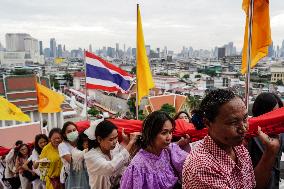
[0,96,31,122]
[136,5,154,105]
[36,83,64,113]
[241,0,272,74]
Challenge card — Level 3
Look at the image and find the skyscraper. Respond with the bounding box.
[39,41,43,55]
[89,44,92,53]
[5,33,31,52]
[50,38,56,58]
[57,44,63,57]
[218,47,226,59]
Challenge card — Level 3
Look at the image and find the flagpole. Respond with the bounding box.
[84,50,89,120]
[245,0,254,109]
[135,4,139,120]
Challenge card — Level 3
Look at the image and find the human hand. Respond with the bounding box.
[177,134,191,147]
[257,126,280,155]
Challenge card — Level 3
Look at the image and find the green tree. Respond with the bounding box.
[127,97,136,118]
[276,80,283,86]
[130,66,136,75]
[186,95,201,111]
[160,103,176,117]
[11,69,33,75]
[64,73,73,87]
[88,106,101,117]
[182,74,189,79]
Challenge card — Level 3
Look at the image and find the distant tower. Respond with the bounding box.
[50,38,57,58]
[57,44,63,57]
[39,41,43,55]
[89,44,92,53]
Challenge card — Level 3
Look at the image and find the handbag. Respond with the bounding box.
[167,149,182,189]
[66,158,90,189]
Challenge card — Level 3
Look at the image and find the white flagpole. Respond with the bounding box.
[54,112,57,128]
[135,4,139,120]
[245,0,254,109]
[84,50,89,120]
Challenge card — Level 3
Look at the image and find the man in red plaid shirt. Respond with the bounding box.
[183,89,280,189]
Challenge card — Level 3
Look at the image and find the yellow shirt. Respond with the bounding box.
[39,142,62,189]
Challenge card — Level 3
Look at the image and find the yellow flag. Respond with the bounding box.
[36,83,64,113]
[241,0,272,74]
[136,5,155,105]
[0,96,31,122]
[55,58,65,64]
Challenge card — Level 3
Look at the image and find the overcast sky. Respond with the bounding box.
[0,0,283,52]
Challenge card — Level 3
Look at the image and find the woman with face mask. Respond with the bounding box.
[58,121,79,185]
[84,120,139,189]
[120,111,189,189]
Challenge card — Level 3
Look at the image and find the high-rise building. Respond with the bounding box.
[5,33,31,52]
[89,44,92,53]
[44,48,51,57]
[39,41,43,55]
[218,47,226,59]
[146,45,150,56]
[57,44,63,57]
[116,43,119,53]
[268,42,274,57]
[50,38,56,58]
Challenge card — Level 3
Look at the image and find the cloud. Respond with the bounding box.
[0,0,283,52]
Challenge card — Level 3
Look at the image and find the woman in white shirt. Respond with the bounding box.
[58,121,79,184]
[84,120,139,189]
[25,134,48,189]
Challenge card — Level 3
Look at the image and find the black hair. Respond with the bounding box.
[173,111,190,121]
[61,121,78,141]
[17,144,30,158]
[77,132,89,151]
[34,134,48,155]
[88,120,117,150]
[252,92,283,117]
[48,128,62,139]
[137,111,175,149]
[15,140,23,146]
[191,89,237,130]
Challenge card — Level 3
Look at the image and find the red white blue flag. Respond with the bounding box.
[85,51,133,92]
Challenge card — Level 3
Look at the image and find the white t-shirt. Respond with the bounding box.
[29,149,41,176]
[58,141,74,183]
[84,143,130,189]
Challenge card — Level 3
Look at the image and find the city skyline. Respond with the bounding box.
[0,0,284,52]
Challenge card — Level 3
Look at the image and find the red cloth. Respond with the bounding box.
[2,107,284,156]
[76,107,284,142]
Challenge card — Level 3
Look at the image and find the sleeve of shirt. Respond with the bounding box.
[84,147,130,176]
[120,165,143,189]
[30,150,39,162]
[169,143,188,176]
[182,165,231,189]
[58,142,71,157]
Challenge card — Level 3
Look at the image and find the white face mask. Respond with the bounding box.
[66,131,79,142]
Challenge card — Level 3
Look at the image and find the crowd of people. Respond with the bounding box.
[1,89,283,189]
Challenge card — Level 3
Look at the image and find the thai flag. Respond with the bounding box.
[85,51,133,93]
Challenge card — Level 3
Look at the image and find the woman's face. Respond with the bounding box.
[38,138,48,149]
[178,113,190,123]
[82,140,89,150]
[206,97,248,148]
[50,132,62,148]
[65,124,77,137]
[152,120,173,150]
[19,145,29,156]
[98,129,118,151]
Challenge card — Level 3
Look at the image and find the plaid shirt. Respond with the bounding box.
[182,135,256,189]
